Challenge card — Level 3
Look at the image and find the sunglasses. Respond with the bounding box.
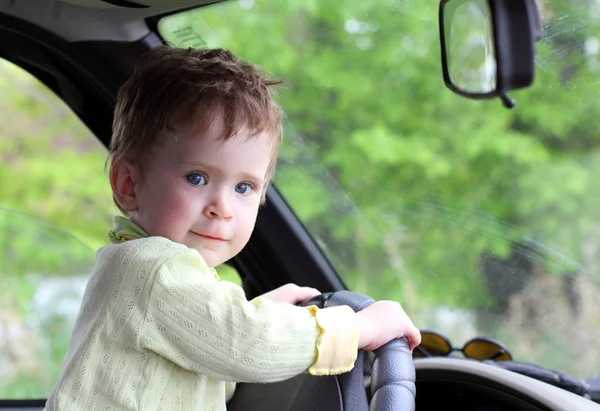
[413,330,512,362]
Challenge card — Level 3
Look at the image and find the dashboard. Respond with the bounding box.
[415,358,600,410]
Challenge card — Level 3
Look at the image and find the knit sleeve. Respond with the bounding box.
[138,249,359,383]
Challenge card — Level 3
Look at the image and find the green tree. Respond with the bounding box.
[159,0,600,376]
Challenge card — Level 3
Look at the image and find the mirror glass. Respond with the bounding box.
[444,0,497,94]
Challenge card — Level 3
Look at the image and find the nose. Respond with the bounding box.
[203,189,233,221]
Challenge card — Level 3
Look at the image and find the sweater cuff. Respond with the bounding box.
[307,305,359,375]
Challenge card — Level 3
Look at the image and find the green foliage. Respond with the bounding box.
[160,0,599,300]
[0,59,116,399]
[158,0,600,377]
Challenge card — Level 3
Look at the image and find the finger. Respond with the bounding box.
[295,287,319,300]
[304,287,320,297]
[288,287,320,304]
[397,312,420,346]
[407,327,422,351]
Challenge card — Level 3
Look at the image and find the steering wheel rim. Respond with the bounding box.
[227,291,416,411]
[300,290,416,411]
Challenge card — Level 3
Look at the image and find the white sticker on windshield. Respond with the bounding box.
[168,26,207,49]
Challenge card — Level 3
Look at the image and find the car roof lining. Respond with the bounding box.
[0,0,224,42]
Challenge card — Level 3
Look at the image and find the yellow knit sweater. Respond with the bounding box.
[45,223,359,410]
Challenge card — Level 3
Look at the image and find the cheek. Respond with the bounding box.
[164,187,201,220]
[141,183,198,234]
[234,199,260,242]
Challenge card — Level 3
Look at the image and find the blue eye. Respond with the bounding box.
[186,173,207,186]
[235,183,252,195]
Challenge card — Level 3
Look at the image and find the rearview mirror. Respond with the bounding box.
[439,0,542,108]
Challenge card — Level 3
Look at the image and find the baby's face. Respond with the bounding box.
[130,123,274,267]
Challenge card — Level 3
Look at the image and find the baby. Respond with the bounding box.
[45,46,420,411]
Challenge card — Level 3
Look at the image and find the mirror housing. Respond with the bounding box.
[439,0,542,108]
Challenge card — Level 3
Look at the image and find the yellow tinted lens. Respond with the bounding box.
[420,333,452,356]
[413,347,426,357]
[463,340,511,361]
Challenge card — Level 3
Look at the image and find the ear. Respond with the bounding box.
[110,160,139,212]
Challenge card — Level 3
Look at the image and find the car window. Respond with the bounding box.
[159,0,600,379]
[0,57,243,399]
[0,58,117,399]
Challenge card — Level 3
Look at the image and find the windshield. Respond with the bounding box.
[158,0,600,378]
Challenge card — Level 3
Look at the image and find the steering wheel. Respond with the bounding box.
[227,290,416,411]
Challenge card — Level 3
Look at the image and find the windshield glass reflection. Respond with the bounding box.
[158,0,600,379]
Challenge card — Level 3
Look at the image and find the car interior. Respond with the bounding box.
[1,0,600,410]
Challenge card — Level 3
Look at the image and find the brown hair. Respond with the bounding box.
[107,46,283,209]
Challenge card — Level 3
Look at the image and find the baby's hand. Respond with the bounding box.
[260,283,321,305]
[357,301,421,352]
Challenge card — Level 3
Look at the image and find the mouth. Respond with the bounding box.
[191,231,227,242]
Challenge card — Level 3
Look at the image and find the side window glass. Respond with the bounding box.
[0,57,244,400]
[0,59,117,399]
